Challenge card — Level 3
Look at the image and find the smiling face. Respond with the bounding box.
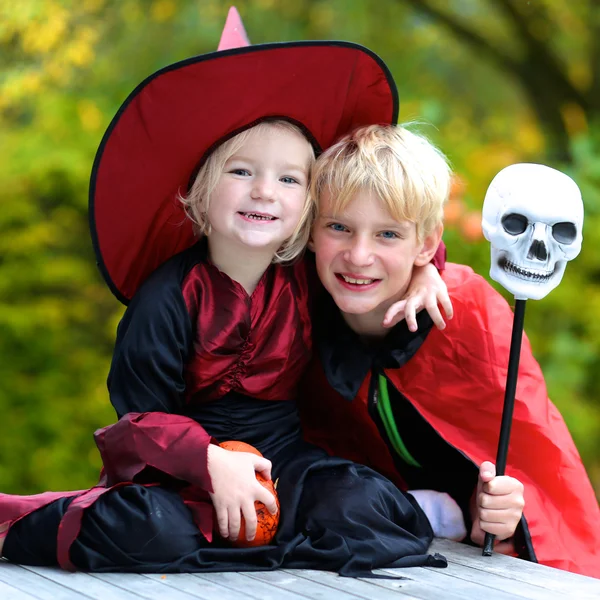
[311,188,440,334]
[206,124,313,260]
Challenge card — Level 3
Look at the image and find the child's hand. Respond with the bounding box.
[383,263,453,331]
[207,444,278,542]
[470,461,524,554]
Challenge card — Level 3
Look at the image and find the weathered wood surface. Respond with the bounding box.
[1,538,598,600]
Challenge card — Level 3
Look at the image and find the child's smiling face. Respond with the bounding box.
[207,124,312,256]
[311,187,439,331]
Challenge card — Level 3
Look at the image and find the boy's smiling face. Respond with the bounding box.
[311,188,439,333]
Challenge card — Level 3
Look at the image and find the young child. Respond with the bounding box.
[300,123,600,577]
[0,33,451,575]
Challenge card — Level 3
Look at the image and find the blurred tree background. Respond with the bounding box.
[1,0,599,499]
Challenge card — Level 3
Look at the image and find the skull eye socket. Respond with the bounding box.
[501,213,528,235]
[552,222,577,244]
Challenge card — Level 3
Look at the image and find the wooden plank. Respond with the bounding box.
[246,569,370,599]
[19,566,146,600]
[0,562,92,600]
[143,573,257,600]
[91,573,209,600]
[383,564,552,600]
[195,571,328,599]
[367,566,530,600]
[430,539,600,599]
[283,568,422,600]
[0,578,42,600]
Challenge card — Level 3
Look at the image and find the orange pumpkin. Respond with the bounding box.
[218,440,280,547]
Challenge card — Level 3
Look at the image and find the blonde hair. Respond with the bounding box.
[180,120,316,263]
[310,124,451,241]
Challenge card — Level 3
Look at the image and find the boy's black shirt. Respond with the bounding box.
[315,293,478,524]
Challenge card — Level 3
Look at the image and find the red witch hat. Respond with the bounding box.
[89,7,398,304]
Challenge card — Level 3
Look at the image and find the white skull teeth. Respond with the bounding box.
[241,212,276,221]
[341,275,375,285]
[500,258,555,282]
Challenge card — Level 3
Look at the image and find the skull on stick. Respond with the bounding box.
[481,163,583,300]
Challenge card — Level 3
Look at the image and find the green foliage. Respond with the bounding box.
[1,0,599,498]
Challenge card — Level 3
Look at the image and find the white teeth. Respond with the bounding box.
[242,212,276,221]
[341,275,374,285]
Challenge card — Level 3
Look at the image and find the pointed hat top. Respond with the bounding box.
[217,6,250,51]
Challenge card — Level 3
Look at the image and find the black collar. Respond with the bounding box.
[315,294,433,401]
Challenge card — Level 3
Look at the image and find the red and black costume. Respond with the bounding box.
[0,13,452,576]
[300,263,600,579]
[1,241,449,575]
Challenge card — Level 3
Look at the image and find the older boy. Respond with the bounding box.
[300,124,600,577]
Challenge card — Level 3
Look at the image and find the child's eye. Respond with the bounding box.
[229,168,250,176]
[379,231,399,239]
[280,176,300,185]
[327,223,348,233]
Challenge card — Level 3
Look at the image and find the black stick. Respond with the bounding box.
[482,299,527,556]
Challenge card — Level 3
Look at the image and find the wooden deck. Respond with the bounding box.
[1,539,598,600]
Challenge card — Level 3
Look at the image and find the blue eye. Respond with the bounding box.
[380,231,398,239]
[281,176,300,185]
[230,168,250,176]
[328,223,347,232]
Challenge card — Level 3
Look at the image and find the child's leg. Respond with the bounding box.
[293,461,435,573]
[2,496,74,565]
[3,486,209,570]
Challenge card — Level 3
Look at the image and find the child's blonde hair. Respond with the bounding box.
[310,124,451,241]
[180,119,316,263]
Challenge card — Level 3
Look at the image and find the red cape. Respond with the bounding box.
[300,263,600,578]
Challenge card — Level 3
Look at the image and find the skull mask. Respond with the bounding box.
[482,163,583,300]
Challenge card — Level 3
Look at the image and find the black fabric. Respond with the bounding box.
[4,396,444,575]
[316,296,478,524]
[108,242,206,417]
[315,293,435,402]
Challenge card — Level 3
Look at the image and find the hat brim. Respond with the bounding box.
[90,41,398,304]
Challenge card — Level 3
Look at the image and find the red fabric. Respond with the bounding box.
[301,263,600,578]
[92,43,397,303]
[182,259,312,403]
[94,413,214,491]
[432,241,446,271]
[0,412,217,570]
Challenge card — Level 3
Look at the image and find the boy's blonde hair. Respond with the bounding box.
[310,124,451,241]
[180,119,316,263]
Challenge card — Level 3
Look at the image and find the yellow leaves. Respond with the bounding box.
[568,61,592,92]
[467,144,519,181]
[66,26,98,67]
[0,222,60,255]
[83,0,106,12]
[309,3,335,31]
[561,102,588,137]
[514,121,545,155]
[0,3,103,119]
[21,1,68,55]
[151,0,176,22]
[78,99,103,131]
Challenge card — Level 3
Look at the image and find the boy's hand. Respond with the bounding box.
[207,444,278,542]
[383,263,453,331]
[470,461,524,555]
